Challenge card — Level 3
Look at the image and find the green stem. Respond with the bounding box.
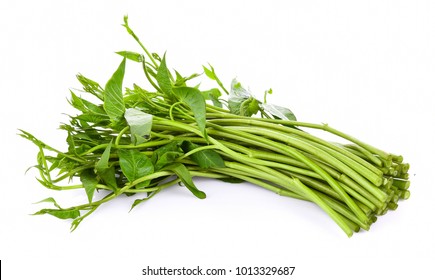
[123,17,159,68]
[142,59,162,92]
[205,113,391,160]
[163,125,384,210]
[179,144,219,160]
[206,125,369,223]
[210,118,384,179]
[115,126,130,146]
[343,143,383,167]
[169,101,183,121]
[80,139,172,156]
[221,162,354,236]
[226,125,386,202]
[153,118,357,233]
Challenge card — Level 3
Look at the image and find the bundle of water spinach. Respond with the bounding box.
[21,17,411,237]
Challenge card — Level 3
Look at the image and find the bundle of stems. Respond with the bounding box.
[20,17,410,237]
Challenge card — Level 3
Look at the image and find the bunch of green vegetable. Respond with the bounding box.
[21,16,411,237]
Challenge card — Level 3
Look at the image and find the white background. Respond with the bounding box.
[1,0,434,279]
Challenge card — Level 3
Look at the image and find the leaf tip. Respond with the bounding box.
[197,191,207,199]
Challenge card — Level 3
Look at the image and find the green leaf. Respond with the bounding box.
[203,65,216,80]
[151,141,183,162]
[202,64,229,95]
[122,15,134,35]
[98,167,118,191]
[34,208,81,220]
[156,53,173,98]
[74,113,110,124]
[201,88,222,108]
[154,151,183,171]
[174,71,201,87]
[70,90,107,116]
[69,90,87,112]
[118,149,154,188]
[181,141,225,169]
[95,142,117,191]
[33,197,80,220]
[95,142,112,172]
[241,98,259,116]
[228,79,260,117]
[152,53,161,61]
[73,133,95,142]
[261,103,297,121]
[174,70,186,87]
[218,177,245,184]
[185,72,201,81]
[76,74,104,100]
[116,51,143,62]
[34,197,61,209]
[228,96,259,117]
[130,190,160,211]
[18,130,49,150]
[151,141,183,171]
[172,87,207,138]
[104,58,126,123]
[80,169,98,203]
[162,163,206,199]
[81,98,108,116]
[124,108,153,145]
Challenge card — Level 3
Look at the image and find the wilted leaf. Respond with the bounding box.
[124,108,153,145]
[261,103,297,121]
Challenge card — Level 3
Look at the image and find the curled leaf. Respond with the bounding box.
[228,79,260,117]
[116,51,143,62]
